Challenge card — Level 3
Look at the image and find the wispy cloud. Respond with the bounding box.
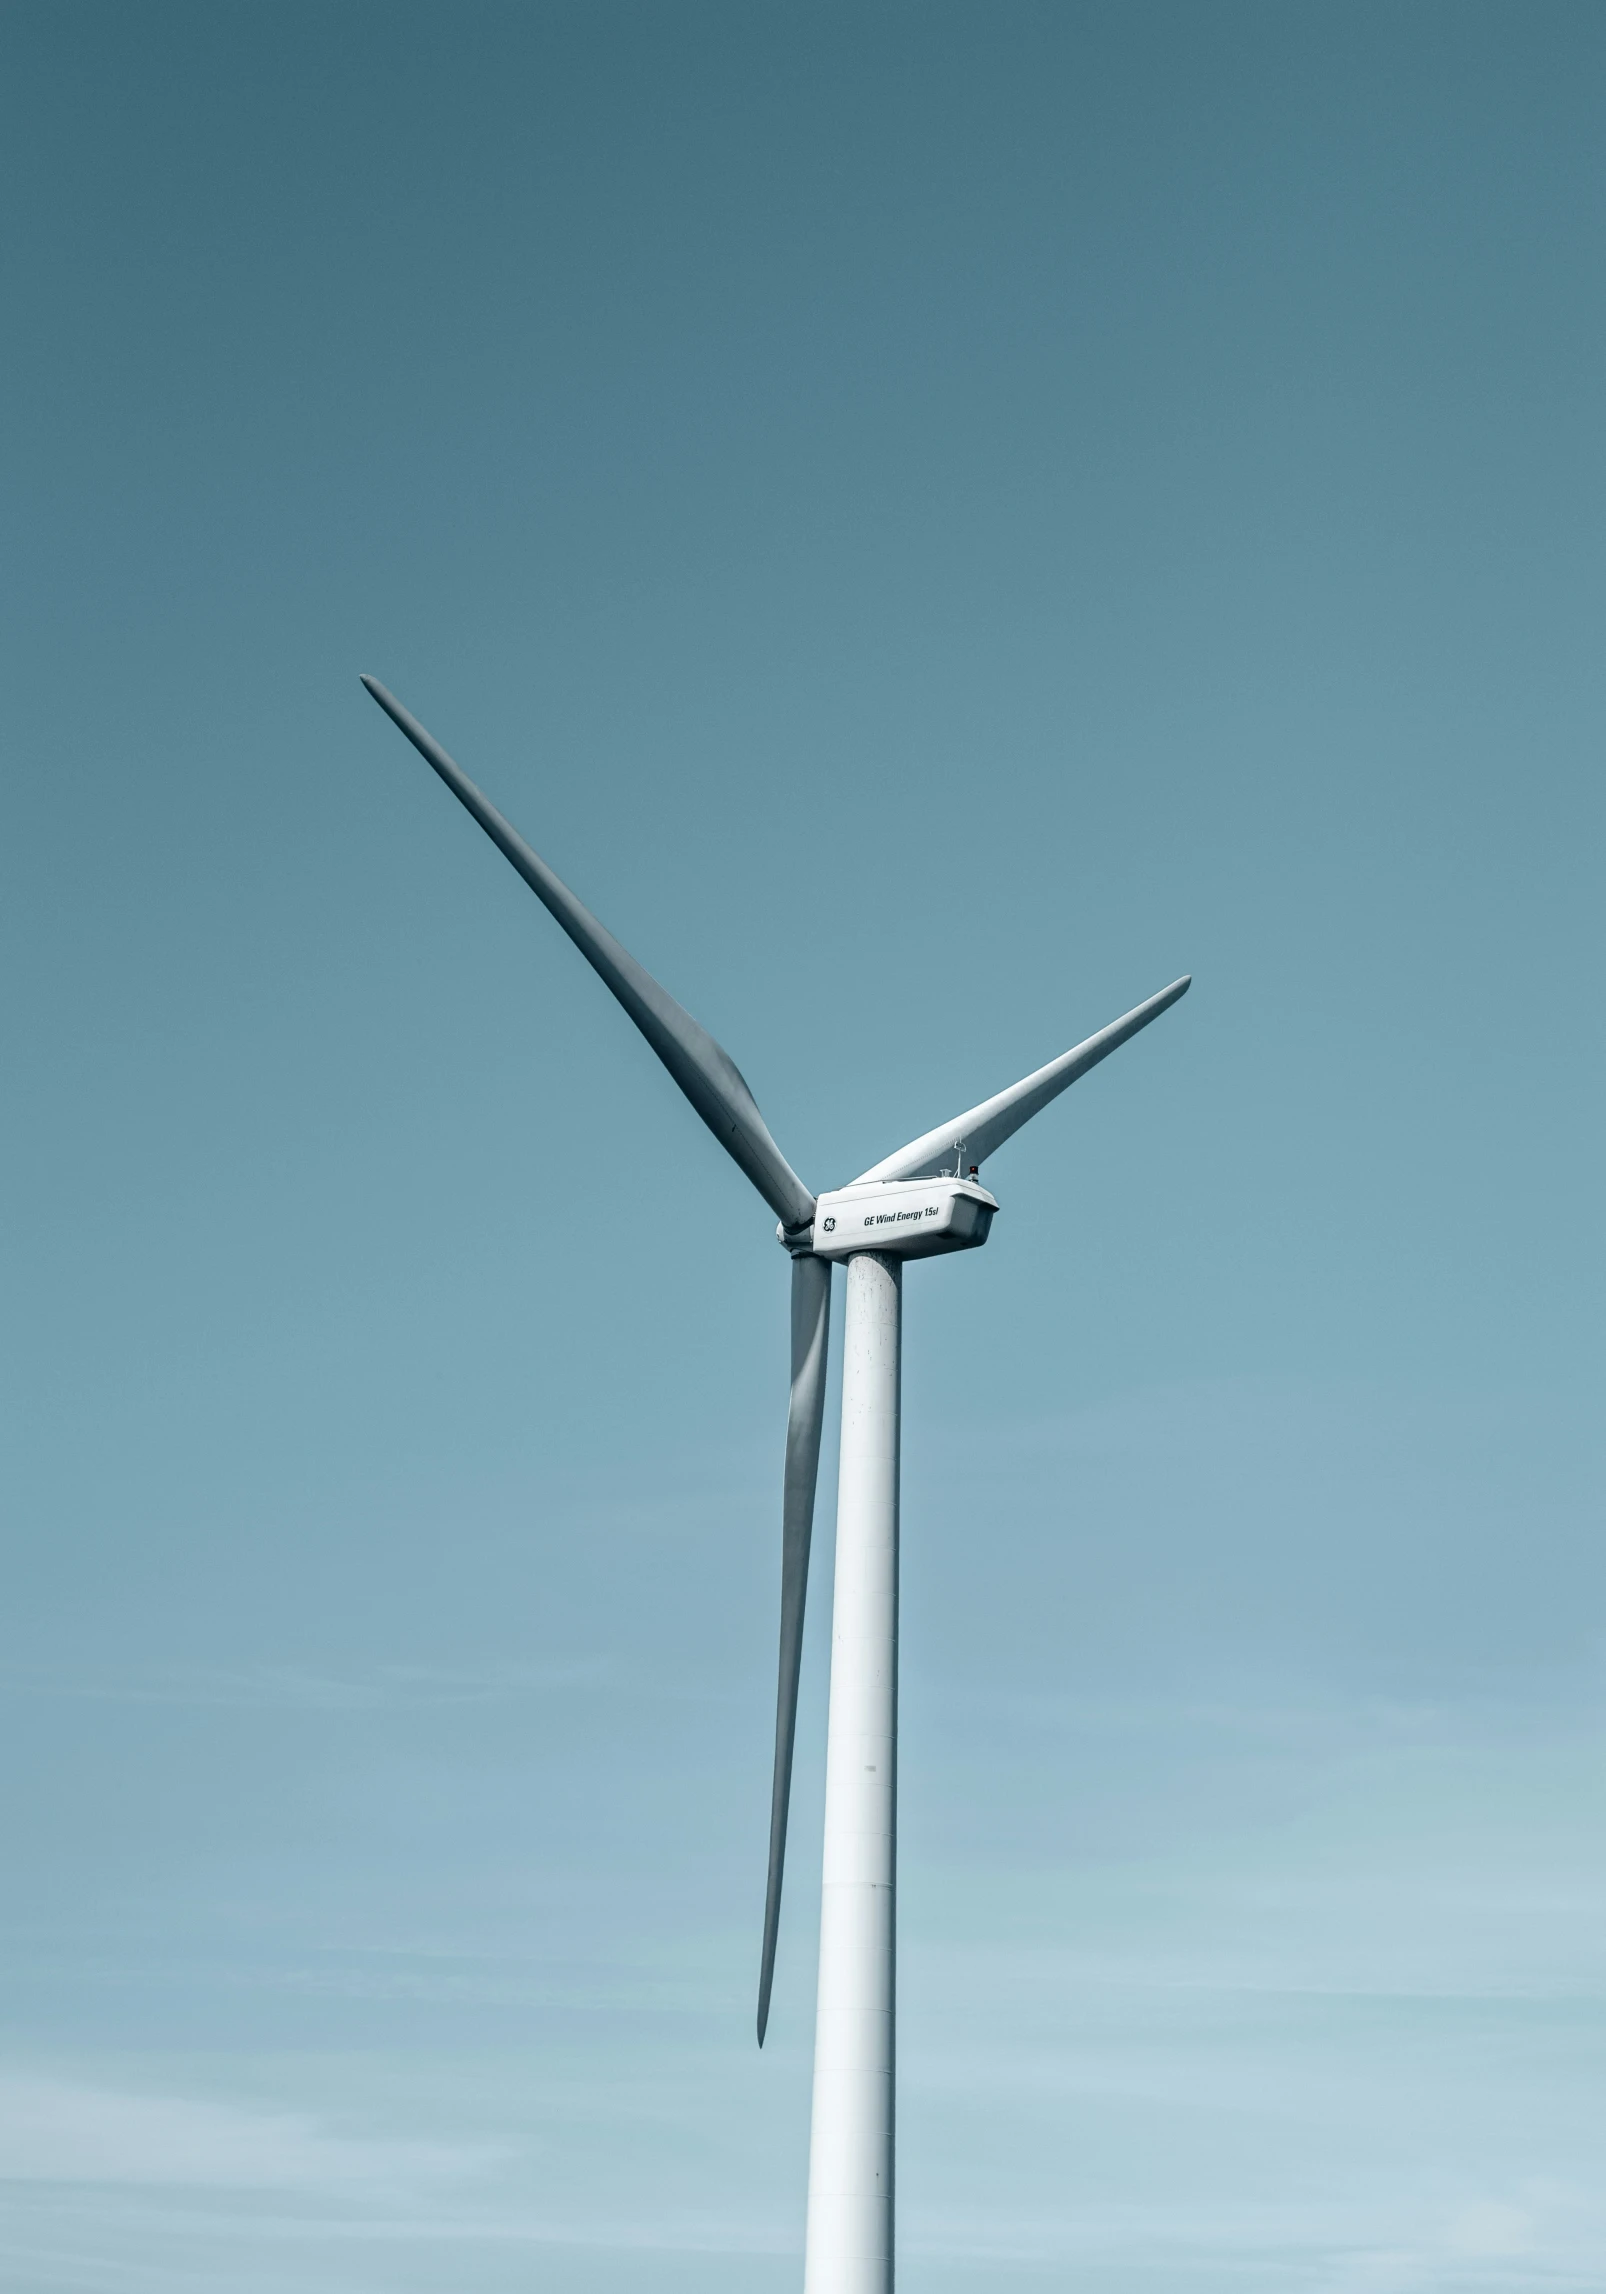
[0,1657,611,1711]
[0,2071,495,2193]
[902,2180,1606,2289]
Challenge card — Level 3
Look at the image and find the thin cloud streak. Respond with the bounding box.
[0,1658,612,1710]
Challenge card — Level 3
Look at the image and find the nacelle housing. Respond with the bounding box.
[810,1176,998,1261]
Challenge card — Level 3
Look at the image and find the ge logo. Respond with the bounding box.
[822,1216,836,1231]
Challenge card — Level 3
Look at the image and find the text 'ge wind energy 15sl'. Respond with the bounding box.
[358,675,1190,2294]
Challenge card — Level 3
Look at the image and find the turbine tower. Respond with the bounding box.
[358,677,1189,2293]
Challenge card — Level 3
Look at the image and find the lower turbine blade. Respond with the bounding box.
[757,1250,832,2046]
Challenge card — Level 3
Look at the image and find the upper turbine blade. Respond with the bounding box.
[361,678,816,1233]
[854,976,1191,1184]
[756,1249,832,2047]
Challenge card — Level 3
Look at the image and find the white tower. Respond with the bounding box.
[806,1251,901,2292]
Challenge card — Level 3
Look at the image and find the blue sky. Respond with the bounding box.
[1,4,1602,2288]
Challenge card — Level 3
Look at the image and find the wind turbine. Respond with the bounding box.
[358,676,1189,2294]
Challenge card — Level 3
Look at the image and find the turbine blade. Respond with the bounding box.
[360,677,816,1233]
[757,1249,832,2046]
[854,975,1191,1184]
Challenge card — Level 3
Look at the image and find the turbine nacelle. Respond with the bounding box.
[806,1175,997,1261]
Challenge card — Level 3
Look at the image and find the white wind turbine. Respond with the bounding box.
[359,676,1189,2294]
